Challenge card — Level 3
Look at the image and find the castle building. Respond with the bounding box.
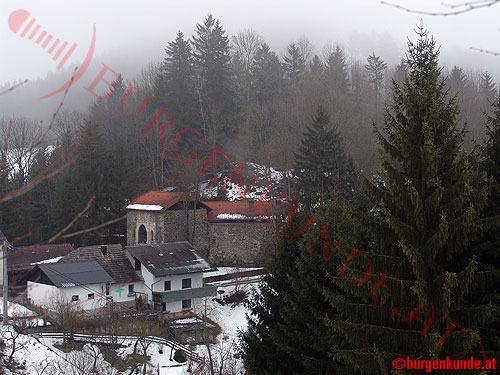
[125,191,282,266]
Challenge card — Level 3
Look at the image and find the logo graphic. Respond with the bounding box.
[7,9,96,99]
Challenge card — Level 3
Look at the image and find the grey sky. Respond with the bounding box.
[1,0,500,84]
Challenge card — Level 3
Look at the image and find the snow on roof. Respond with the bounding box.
[125,191,195,212]
[30,256,63,265]
[125,204,163,211]
[203,201,283,221]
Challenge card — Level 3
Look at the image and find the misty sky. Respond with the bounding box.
[1,0,500,85]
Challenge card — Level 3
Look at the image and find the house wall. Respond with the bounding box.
[139,265,204,313]
[27,281,109,310]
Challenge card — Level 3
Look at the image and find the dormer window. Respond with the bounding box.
[134,258,141,271]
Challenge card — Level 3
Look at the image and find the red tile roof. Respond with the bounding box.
[126,191,193,211]
[201,201,282,221]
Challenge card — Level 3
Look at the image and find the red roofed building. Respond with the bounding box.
[126,191,283,266]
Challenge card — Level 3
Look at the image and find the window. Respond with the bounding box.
[105,283,111,296]
[71,295,79,302]
[164,280,171,291]
[138,224,147,243]
[128,284,135,296]
[134,258,141,271]
[253,242,258,249]
[182,299,192,309]
[182,278,191,289]
[88,293,94,300]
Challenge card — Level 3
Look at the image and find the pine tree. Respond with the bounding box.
[324,45,349,94]
[240,205,307,375]
[475,94,500,348]
[309,55,324,79]
[156,31,199,151]
[324,27,498,374]
[294,108,356,208]
[479,71,497,106]
[448,65,468,95]
[364,52,387,104]
[274,191,365,375]
[251,43,283,103]
[282,43,306,88]
[191,15,237,144]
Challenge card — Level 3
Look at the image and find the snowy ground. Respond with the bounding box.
[0,278,261,375]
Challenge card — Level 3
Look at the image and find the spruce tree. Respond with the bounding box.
[294,107,356,208]
[325,45,349,94]
[364,52,387,104]
[156,31,198,152]
[282,43,306,88]
[240,205,307,375]
[251,43,283,103]
[324,27,498,374]
[479,71,497,106]
[191,15,237,144]
[475,94,500,350]
[274,191,364,375]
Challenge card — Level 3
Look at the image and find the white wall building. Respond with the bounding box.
[26,242,217,314]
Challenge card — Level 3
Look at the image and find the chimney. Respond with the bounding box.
[100,245,107,256]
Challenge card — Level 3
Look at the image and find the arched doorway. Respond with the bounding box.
[138,225,147,243]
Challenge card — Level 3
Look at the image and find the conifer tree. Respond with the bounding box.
[191,15,237,144]
[476,95,500,347]
[282,43,306,88]
[294,107,356,208]
[364,52,387,104]
[479,71,497,106]
[251,43,283,103]
[157,31,197,124]
[325,45,349,94]
[324,27,498,374]
[274,190,364,375]
[240,205,307,375]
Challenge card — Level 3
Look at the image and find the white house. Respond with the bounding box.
[125,242,217,313]
[27,261,114,310]
[26,242,217,313]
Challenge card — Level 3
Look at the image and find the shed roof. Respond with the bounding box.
[125,191,194,212]
[59,244,142,284]
[37,261,113,288]
[126,242,216,277]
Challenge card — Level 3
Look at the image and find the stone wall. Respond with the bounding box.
[207,221,276,266]
[127,210,165,245]
[127,208,277,267]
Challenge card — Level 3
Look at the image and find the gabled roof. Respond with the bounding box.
[126,242,216,277]
[125,191,194,212]
[8,243,74,271]
[201,201,283,221]
[59,244,141,284]
[36,261,113,288]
